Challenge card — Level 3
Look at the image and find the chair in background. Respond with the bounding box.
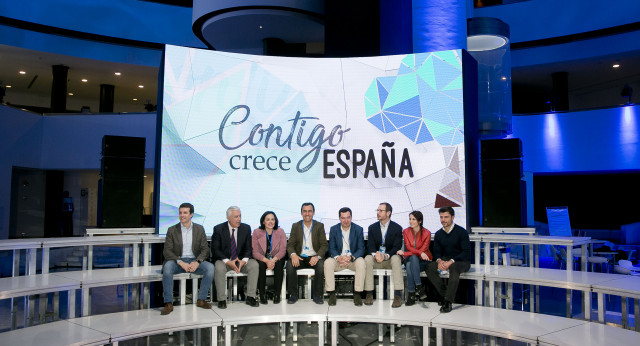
[614,260,640,275]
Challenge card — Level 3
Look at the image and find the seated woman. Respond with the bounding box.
[252,211,287,304]
[397,210,432,306]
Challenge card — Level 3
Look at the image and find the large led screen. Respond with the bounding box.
[159,44,467,236]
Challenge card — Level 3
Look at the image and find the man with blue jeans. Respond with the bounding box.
[161,203,215,315]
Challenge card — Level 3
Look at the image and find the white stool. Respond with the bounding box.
[587,256,609,272]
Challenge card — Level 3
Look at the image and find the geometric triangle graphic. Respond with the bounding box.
[416,122,434,144]
[440,168,458,189]
[442,146,456,168]
[441,178,463,205]
[448,147,460,174]
[434,193,461,208]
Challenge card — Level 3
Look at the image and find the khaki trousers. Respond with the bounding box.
[324,257,365,292]
[364,254,403,292]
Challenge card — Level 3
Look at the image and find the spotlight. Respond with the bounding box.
[81,79,88,82]
[114,72,121,76]
[612,64,620,68]
[138,85,144,88]
[19,71,26,75]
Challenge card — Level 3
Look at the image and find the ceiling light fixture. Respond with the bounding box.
[501,76,507,81]
[612,64,620,68]
[5,85,11,88]
[81,79,88,82]
[138,85,144,88]
[133,98,138,101]
[259,25,263,29]
[19,71,26,75]
[68,92,73,96]
[114,72,121,76]
[467,17,510,52]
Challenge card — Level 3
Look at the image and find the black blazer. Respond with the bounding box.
[211,222,252,261]
[366,220,403,256]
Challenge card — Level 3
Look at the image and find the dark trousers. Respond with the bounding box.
[286,257,324,298]
[426,260,470,303]
[257,258,285,297]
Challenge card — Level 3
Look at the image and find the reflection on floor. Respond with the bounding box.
[117,322,527,346]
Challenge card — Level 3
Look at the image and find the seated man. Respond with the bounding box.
[286,202,328,304]
[212,206,259,309]
[426,206,471,313]
[324,207,366,306]
[161,202,215,315]
[364,202,404,307]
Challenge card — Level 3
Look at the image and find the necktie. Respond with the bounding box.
[230,228,237,260]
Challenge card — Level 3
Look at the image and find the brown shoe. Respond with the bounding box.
[161,302,173,315]
[354,293,363,306]
[391,295,402,308]
[364,293,374,306]
[196,299,212,309]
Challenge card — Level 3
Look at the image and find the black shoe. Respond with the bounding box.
[440,300,452,313]
[405,292,416,306]
[217,300,227,309]
[438,300,445,306]
[416,285,427,301]
[287,294,298,304]
[328,292,337,306]
[260,294,268,305]
[313,296,324,304]
[246,296,260,307]
[273,295,281,304]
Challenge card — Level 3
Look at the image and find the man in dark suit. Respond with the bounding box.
[161,202,214,315]
[426,206,471,313]
[286,202,328,304]
[324,207,366,306]
[364,202,404,307]
[211,206,259,309]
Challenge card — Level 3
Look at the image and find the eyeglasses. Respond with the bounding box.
[376,209,387,212]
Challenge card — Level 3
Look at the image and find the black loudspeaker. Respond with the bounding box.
[98,135,146,228]
[481,138,522,160]
[102,135,146,158]
[101,157,144,180]
[99,178,143,227]
[481,139,526,227]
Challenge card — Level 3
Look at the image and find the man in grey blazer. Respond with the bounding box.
[162,203,215,315]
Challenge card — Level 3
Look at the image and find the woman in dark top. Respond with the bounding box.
[251,211,287,304]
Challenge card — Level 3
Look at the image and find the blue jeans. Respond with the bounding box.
[405,255,429,292]
[162,258,215,304]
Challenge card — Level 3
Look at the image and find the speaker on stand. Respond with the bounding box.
[481,138,526,227]
[98,135,146,228]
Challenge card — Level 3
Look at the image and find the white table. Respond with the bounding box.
[327,300,437,345]
[538,320,640,346]
[431,304,585,346]
[1,319,110,346]
[54,266,164,316]
[471,234,591,272]
[69,304,221,345]
[484,266,624,319]
[213,300,327,346]
[591,275,640,329]
[0,273,80,328]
